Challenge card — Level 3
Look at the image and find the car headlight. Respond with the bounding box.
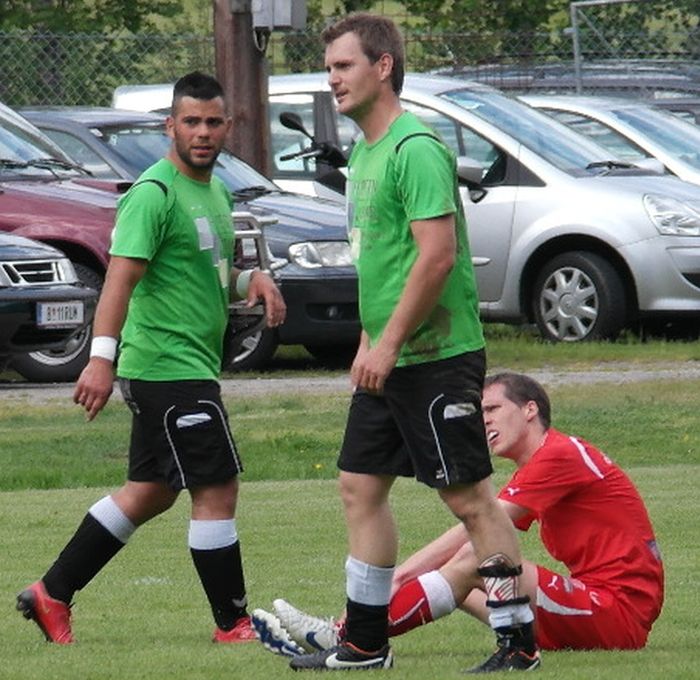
[288,241,353,268]
[57,258,79,283]
[644,194,700,236]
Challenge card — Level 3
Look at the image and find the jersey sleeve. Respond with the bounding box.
[394,135,457,222]
[110,182,170,260]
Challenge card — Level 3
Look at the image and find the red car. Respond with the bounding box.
[0,102,121,381]
[0,103,270,381]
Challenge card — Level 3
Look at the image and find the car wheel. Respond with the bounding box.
[11,264,103,382]
[225,328,278,372]
[304,343,357,368]
[533,252,626,342]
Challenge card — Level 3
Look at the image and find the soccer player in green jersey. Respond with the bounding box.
[287,14,539,674]
[16,71,285,645]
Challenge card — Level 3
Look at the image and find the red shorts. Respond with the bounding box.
[534,566,650,650]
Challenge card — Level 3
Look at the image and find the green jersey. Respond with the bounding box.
[110,159,234,380]
[347,111,484,366]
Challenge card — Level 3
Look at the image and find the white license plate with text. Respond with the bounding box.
[36,301,84,328]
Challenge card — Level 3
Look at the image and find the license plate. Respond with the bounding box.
[36,301,85,328]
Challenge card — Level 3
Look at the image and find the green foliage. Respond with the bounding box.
[0,0,183,32]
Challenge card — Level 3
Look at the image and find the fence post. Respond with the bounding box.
[570,3,583,94]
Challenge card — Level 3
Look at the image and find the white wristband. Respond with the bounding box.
[90,336,118,362]
[236,269,255,298]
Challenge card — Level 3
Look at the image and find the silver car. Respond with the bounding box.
[113,74,700,341]
[521,94,700,186]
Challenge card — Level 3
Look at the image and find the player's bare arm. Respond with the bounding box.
[351,214,456,392]
[231,267,286,328]
[74,256,147,421]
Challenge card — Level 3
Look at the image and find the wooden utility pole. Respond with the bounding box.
[213,0,270,176]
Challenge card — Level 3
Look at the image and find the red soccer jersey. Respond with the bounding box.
[498,429,664,628]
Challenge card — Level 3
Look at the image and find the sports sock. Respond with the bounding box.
[388,570,456,636]
[42,495,134,604]
[189,519,247,631]
[344,556,393,651]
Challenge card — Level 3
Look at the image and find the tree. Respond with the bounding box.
[0,0,182,33]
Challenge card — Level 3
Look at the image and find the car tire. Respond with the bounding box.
[225,328,278,372]
[304,343,357,368]
[533,252,626,342]
[11,264,103,382]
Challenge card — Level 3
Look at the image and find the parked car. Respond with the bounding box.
[0,232,97,378]
[518,94,700,186]
[0,101,123,381]
[19,106,359,369]
[112,73,700,342]
[435,60,700,125]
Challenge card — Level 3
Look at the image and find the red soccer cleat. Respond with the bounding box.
[213,615,258,643]
[16,581,74,644]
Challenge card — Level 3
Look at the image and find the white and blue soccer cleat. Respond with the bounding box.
[251,608,305,657]
[272,598,341,653]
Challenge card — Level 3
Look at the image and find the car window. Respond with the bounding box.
[609,106,700,171]
[400,100,463,154]
[544,110,651,164]
[443,88,613,176]
[41,128,114,177]
[398,100,502,182]
[269,94,316,174]
[0,115,73,177]
[337,115,361,157]
[97,125,171,178]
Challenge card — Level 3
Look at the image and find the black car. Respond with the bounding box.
[21,106,359,370]
[0,232,97,378]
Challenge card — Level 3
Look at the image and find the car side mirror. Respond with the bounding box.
[457,156,484,187]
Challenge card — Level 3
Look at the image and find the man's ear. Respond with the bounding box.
[525,400,539,422]
[377,52,394,83]
[165,115,175,139]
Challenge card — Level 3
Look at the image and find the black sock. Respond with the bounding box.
[344,598,389,652]
[42,513,126,604]
[495,621,538,655]
[190,541,247,630]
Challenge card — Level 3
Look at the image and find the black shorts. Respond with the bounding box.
[338,350,492,488]
[118,378,243,491]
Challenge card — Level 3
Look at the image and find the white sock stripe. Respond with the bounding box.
[89,496,136,544]
[188,519,238,550]
[345,556,394,606]
[417,570,457,619]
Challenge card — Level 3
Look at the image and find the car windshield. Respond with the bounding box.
[608,105,700,171]
[0,114,76,178]
[95,123,278,192]
[440,88,614,176]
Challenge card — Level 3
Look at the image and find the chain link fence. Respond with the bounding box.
[2,7,700,107]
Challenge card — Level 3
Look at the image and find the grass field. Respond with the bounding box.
[1,470,698,680]
[1,348,699,678]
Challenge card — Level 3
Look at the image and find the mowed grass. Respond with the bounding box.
[1,470,698,680]
[1,379,699,490]
[1,364,699,678]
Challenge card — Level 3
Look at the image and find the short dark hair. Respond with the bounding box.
[171,71,224,114]
[322,13,405,94]
[484,372,551,429]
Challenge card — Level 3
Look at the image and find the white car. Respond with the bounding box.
[520,94,700,186]
[113,74,700,342]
